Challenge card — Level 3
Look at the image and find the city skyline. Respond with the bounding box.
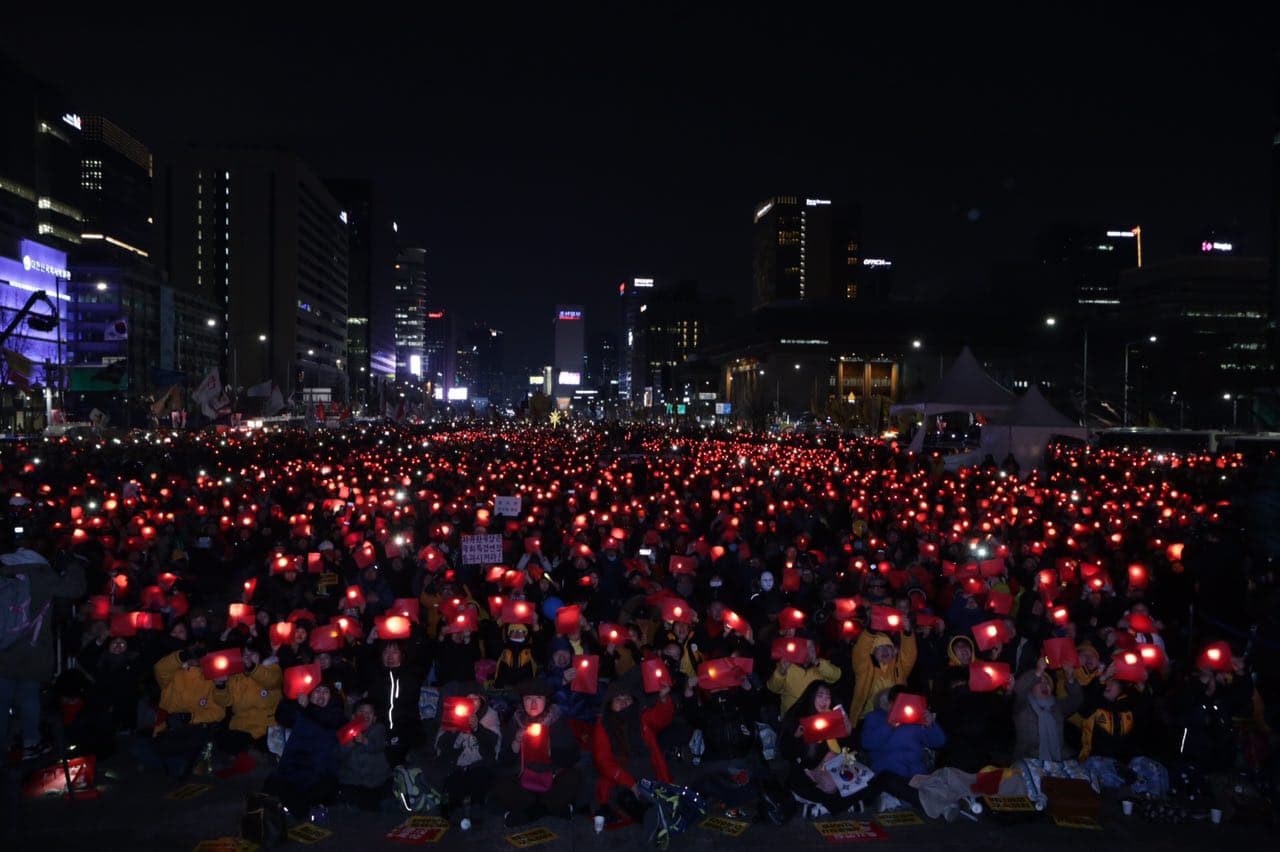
[2,7,1275,369]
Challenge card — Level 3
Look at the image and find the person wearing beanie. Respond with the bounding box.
[495,678,582,828]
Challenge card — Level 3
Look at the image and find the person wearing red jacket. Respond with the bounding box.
[591,673,674,823]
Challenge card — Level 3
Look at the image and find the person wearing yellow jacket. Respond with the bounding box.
[768,639,841,717]
[211,648,282,776]
[137,646,225,777]
[850,627,918,721]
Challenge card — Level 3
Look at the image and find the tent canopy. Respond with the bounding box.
[890,346,1015,418]
[979,385,1088,472]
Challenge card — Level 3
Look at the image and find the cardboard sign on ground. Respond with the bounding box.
[165,783,212,801]
[386,815,450,844]
[813,819,888,843]
[287,823,333,844]
[505,826,557,847]
[874,810,924,827]
[700,815,750,836]
[983,795,1037,812]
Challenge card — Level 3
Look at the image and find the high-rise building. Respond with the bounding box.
[618,276,653,402]
[391,246,427,383]
[78,115,153,260]
[752,196,860,309]
[588,330,618,395]
[1036,223,1140,308]
[553,304,585,407]
[1118,254,1268,426]
[638,280,718,405]
[423,308,454,396]
[324,179,373,405]
[0,57,84,254]
[158,147,349,400]
[467,321,504,403]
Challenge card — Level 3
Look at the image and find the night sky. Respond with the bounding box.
[4,6,1277,368]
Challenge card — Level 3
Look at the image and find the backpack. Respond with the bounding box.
[0,571,46,651]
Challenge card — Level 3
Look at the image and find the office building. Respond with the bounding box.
[618,276,653,402]
[553,304,585,407]
[78,115,153,261]
[325,179,374,404]
[0,58,83,254]
[466,321,505,403]
[588,330,618,395]
[392,246,427,383]
[423,308,454,397]
[638,280,710,405]
[752,196,860,309]
[159,148,349,400]
[1117,254,1268,425]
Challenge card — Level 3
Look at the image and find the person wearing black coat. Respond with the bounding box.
[264,684,344,817]
[361,642,424,768]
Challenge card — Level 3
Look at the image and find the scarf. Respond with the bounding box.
[1029,695,1061,761]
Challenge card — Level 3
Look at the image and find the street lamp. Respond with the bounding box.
[1046,316,1088,427]
[1122,335,1158,426]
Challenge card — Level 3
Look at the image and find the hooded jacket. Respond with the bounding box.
[591,681,674,804]
[154,650,226,730]
[767,657,842,717]
[212,661,282,738]
[850,630,917,721]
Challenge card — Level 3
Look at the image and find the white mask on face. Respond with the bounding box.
[759,572,775,592]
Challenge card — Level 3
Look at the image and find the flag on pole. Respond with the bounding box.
[246,379,272,398]
[265,383,286,416]
[192,368,221,406]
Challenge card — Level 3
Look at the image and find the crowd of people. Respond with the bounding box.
[0,423,1276,840]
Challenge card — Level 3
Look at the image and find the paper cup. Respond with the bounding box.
[594,815,606,833]
[1209,808,1222,824]
[1121,800,1133,816]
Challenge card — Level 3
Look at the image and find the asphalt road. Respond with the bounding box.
[12,742,1272,852]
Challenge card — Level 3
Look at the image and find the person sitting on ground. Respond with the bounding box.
[211,646,281,777]
[860,686,946,811]
[1012,657,1082,761]
[264,681,344,820]
[432,683,501,822]
[779,680,865,819]
[495,679,582,828]
[139,643,225,777]
[767,637,841,717]
[591,673,675,825]
[850,623,918,722]
[338,700,391,811]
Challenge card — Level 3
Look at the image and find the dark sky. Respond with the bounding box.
[4,6,1277,368]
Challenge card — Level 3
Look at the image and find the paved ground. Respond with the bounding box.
[11,742,1274,851]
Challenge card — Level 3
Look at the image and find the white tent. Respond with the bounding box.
[891,347,1016,453]
[979,385,1088,472]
